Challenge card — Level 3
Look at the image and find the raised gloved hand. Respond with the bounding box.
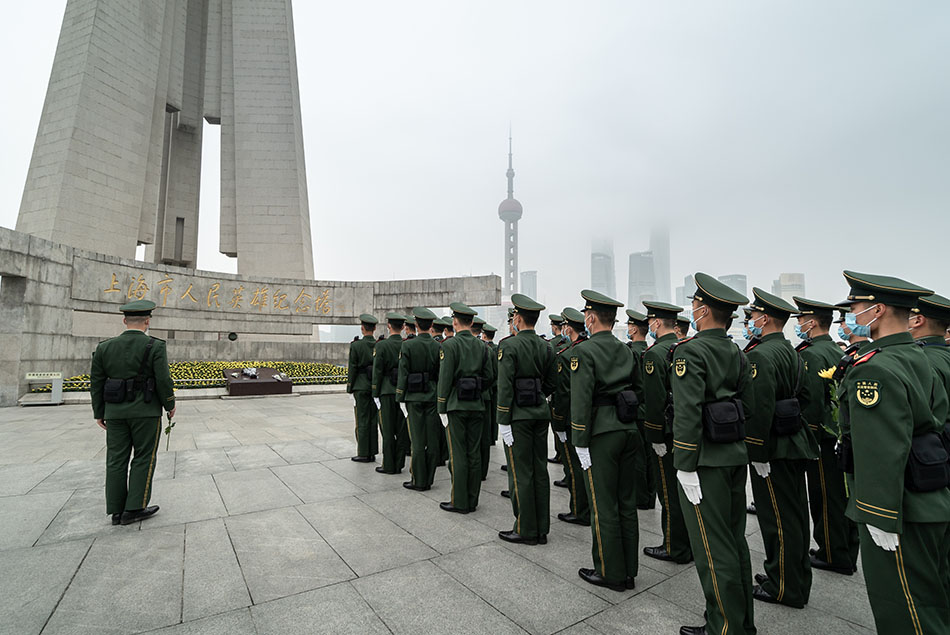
[500,424,514,447]
[752,462,771,478]
[576,446,592,470]
[677,470,703,505]
[399,402,408,418]
[373,397,381,410]
[556,431,567,443]
[652,443,667,458]
[439,413,449,428]
[867,525,900,551]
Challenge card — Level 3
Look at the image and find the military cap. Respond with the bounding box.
[411,306,437,320]
[119,299,156,317]
[731,313,739,320]
[561,307,586,329]
[676,316,691,328]
[689,272,749,311]
[840,270,933,309]
[913,294,950,322]
[792,296,838,318]
[449,302,477,317]
[832,302,851,324]
[483,323,497,334]
[507,308,515,322]
[548,313,564,325]
[385,311,407,323]
[643,301,683,321]
[748,287,797,318]
[625,309,648,325]
[473,316,486,326]
[433,316,449,327]
[511,293,545,313]
[358,313,379,325]
[404,316,416,326]
[581,289,623,312]
[743,307,752,319]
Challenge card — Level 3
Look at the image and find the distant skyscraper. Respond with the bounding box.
[772,273,806,303]
[675,274,695,308]
[498,133,523,297]
[520,270,538,300]
[718,274,748,298]
[591,239,616,298]
[650,226,671,303]
[628,252,657,309]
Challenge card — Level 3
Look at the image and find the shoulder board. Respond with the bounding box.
[353,336,360,342]
[795,341,810,352]
[743,340,760,353]
[852,348,882,368]
[151,336,166,343]
[918,340,950,348]
[498,334,514,344]
[667,336,695,361]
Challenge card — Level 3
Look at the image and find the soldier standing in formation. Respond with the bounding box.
[571,290,641,592]
[437,302,494,513]
[347,313,379,463]
[671,273,755,635]
[90,300,176,526]
[548,313,571,468]
[481,323,500,447]
[496,294,557,544]
[472,317,496,481]
[675,316,691,340]
[794,297,860,575]
[641,300,693,564]
[396,307,441,491]
[403,316,417,339]
[373,312,407,474]
[626,309,656,511]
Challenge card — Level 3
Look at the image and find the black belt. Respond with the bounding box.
[593,394,615,407]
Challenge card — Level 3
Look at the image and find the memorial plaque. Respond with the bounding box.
[223,368,293,397]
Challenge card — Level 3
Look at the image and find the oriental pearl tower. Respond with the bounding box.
[498,133,523,296]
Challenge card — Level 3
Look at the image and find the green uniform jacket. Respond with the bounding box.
[840,332,950,533]
[437,330,494,414]
[395,333,440,403]
[796,335,843,440]
[642,333,678,444]
[372,334,403,398]
[569,331,638,448]
[743,332,817,463]
[917,336,950,424]
[670,328,752,471]
[628,340,648,421]
[347,335,376,393]
[496,329,557,426]
[90,330,175,420]
[552,336,587,433]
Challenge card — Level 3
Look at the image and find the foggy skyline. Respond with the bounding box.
[2,2,949,323]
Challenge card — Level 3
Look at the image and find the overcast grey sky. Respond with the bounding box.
[2,1,949,321]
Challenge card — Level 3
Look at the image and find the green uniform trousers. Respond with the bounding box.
[654,440,692,562]
[397,412,411,460]
[679,465,756,635]
[558,437,589,523]
[105,417,162,514]
[480,409,493,481]
[406,402,440,488]
[860,522,950,635]
[353,391,379,458]
[806,438,859,569]
[446,411,482,511]
[378,395,406,473]
[750,459,811,608]
[635,420,657,508]
[552,421,564,462]
[504,419,551,539]
[582,429,640,585]
[489,392,498,444]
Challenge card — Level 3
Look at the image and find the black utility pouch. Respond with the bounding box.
[701,399,745,443]
[615,390,639,424]
[942,423,950,455]
[407,372,428,393]
[457,376,482,401]
[514,377,542,407]
[143,377,155,404]
[772,397,802,436]
[905,432,950,492]
[103,378,127,403]
[836,437,854,474]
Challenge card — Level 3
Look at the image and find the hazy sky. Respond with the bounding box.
[2,1,949,322]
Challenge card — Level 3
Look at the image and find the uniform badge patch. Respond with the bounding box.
[645,360,655,375]
[557,361,562,373]
[750,362,757,379]
[570,356,579,371]
[855,380,880,407]
[497,349,503,361]
[373,349,376,357]
[674,359,686,377]
[439,349,444,361]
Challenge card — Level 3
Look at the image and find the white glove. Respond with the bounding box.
[677,470,703,505]
[500,424,514,447]
[399,403,408,417]
[439,413,449,428]
[349,393,356,406]
[373,397,381,409]
[867,525,900,552]
[752,462,771,478]
[576,447,592,470]
[556,431,567,443]
[652,443,667,458]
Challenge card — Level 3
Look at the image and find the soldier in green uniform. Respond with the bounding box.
[90,300,176,526]
[909,294,950,408]
[548,313,570,467]
[432,318,447,342]
[793,297,859,575]
[347,314,379,462]
[671,273,755,635]
[571,290,640,592]
[396,307,441,490]
[496,294,557,544]
[552,307,590,526]
[626,309,656,511]
[437,302,494,513]
[837,271,950,634]
[675,316,691,340]
[403,316,417,340]
[472,316,496,481]
[482,324,500,447]
[442,317,455,339]
[373,312,406,474]
[743,288,816,609]
[641,300,693,564]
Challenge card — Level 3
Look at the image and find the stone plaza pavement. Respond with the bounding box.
[0,394,875,635]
